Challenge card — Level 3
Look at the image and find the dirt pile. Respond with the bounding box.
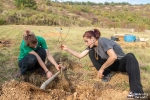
[0,80,53,100]
[0,79,96,100]
[0,72,130,100]
[0,52,148,100]
[0,40,11,47]
[0,78,128,100]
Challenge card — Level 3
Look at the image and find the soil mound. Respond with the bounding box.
[0,52,149,100]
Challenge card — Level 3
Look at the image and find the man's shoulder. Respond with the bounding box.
[36,36,45,41]
[36,36,43,39]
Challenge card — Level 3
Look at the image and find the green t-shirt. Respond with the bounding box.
[18,36,48,60]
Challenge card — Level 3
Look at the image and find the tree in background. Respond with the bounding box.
[14,0,37,10]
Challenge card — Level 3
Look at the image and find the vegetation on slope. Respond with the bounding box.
[0,0,150,31]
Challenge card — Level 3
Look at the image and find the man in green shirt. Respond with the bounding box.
[16,30,61,79]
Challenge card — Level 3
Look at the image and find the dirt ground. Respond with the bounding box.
[0,72,149,100]
[0,74,129,100]
[0,66,130,100]
[1,57,149,100]
[0,40,11,47]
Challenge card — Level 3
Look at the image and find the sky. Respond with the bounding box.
[57,0,150,4]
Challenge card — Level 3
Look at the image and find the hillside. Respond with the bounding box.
[0,0,150,31]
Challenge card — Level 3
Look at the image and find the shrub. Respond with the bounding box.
[0,18,6,25]
[14,0,37,10]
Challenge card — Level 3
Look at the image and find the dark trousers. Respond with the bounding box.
[89,48,143,93]
[18,47,46,75]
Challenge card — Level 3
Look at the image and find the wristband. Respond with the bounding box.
[45,70,49,74]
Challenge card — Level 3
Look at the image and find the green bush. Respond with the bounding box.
[0,18,6,25]
[14,0,37,10]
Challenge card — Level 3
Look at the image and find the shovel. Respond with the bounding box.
[40,66,65,90]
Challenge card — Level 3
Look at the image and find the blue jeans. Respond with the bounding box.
[18,47,46,75]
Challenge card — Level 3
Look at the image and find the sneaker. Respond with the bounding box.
[127,91,148,99]
[127,91,135,99]
[134,93,148,99]
[14,71,22,78]
[102,72,115,82]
